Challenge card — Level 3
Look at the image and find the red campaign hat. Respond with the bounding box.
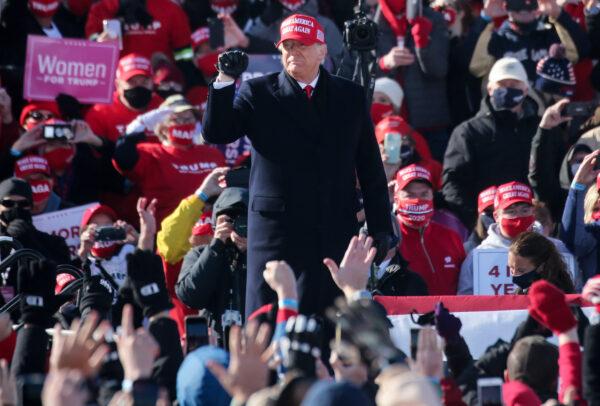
[191,212,214,236]
[19,101,61,126]
[494,181,533,210]
[55,273,76,294]
[80,204,118,228]
[191,27,210,49]
[117,54,152,81]
[477,186,497,214]
[276,14,326,48]
[395,164,433,191]
[14,155,51,178]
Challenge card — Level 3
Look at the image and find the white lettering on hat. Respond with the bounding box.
[282,17,315,27]
[30,0,59,12]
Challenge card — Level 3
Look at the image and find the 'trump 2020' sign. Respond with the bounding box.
[24,35,119,104]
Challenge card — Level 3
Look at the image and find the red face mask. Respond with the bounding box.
[42,146,75,173]
[592,211,600,221]
[28,0,59,18]
[500,215,535,239]
[29,179,52,203]
[279,0,305,10]
[167,123,196,146]
[196,53,219,78]
[370,103,394,125]
[91,241,120,259]
[397,198,434,228]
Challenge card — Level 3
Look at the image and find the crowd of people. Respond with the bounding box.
[1,0,600,404]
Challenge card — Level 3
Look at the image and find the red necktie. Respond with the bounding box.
[304,85,313,100]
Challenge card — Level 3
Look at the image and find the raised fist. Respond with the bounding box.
[217,50,249,79]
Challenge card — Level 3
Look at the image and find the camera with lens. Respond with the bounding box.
[343,12,378,52]
[232,214,247,238]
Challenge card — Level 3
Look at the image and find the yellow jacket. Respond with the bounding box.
[157,195,205,265]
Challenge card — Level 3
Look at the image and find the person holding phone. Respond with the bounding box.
[204,14,392,318]
[377,0,451,162]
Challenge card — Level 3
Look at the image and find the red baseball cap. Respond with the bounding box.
[477,186,497,214]
[191,27,210,49]
[494,181,533,211]
[395,164,433,191]
[276,14,326,48]
[14,155,51,178]
[19,101,61,127]
[55,273,76,295]
[117,54,152,81]
[191,212,214,236]
[80,204,118,228]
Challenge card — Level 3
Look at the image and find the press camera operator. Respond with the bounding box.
[175,187,248,344]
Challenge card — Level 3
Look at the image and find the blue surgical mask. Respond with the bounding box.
[512,270,540,290]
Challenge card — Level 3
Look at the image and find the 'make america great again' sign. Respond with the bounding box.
[24,35,119,104]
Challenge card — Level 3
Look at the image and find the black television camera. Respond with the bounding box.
[343,9,378,52]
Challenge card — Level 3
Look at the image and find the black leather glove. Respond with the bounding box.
[6,219,35,241]
[124,250,172,318]
[79,272,114,319]
[372,232,391,265]
[17,259,56,326]
[216,50,249,80]
[55,93,83,120]
[281,315,322,377]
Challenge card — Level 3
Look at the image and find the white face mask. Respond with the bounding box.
[571,163,581,176]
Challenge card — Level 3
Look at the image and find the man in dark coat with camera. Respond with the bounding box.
[203,13,392,318]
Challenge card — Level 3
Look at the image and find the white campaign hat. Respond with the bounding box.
[488,57,529,86]
[374,77,404,110]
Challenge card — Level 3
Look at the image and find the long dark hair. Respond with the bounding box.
[509,232,575,293]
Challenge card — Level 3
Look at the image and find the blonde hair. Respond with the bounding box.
[583,186,600,223]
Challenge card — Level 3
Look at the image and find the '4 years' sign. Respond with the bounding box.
[472,248,576,295]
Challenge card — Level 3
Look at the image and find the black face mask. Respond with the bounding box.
[123,86,152,109]
[512,269,540,290]
[490,87,526,111]
[0,207,32,226]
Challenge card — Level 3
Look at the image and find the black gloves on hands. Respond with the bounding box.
[281,315,322,378]
[124,250,172,318]
[17,259,56,326]
[79,272,114,319]
[217,50,249,80]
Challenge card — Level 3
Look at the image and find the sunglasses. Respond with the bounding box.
[27,111,54,121]
[0,199,31,209]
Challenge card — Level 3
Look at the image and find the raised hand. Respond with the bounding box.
[572,150,600,186]
[263,260,297,300]
[412,327,443,379]
[207,321,271,404]
[216,50,249,80]
[136,197,158,251]
[323,234,377,299]
[49,312,111,377]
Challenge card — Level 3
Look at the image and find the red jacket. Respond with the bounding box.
[113,143,226,225]
[398,220,465,295]
[85,93,163,143]
[85,0,191,59]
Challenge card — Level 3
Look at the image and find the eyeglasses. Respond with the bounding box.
[0,199,31,209]
[27,111,54,122]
